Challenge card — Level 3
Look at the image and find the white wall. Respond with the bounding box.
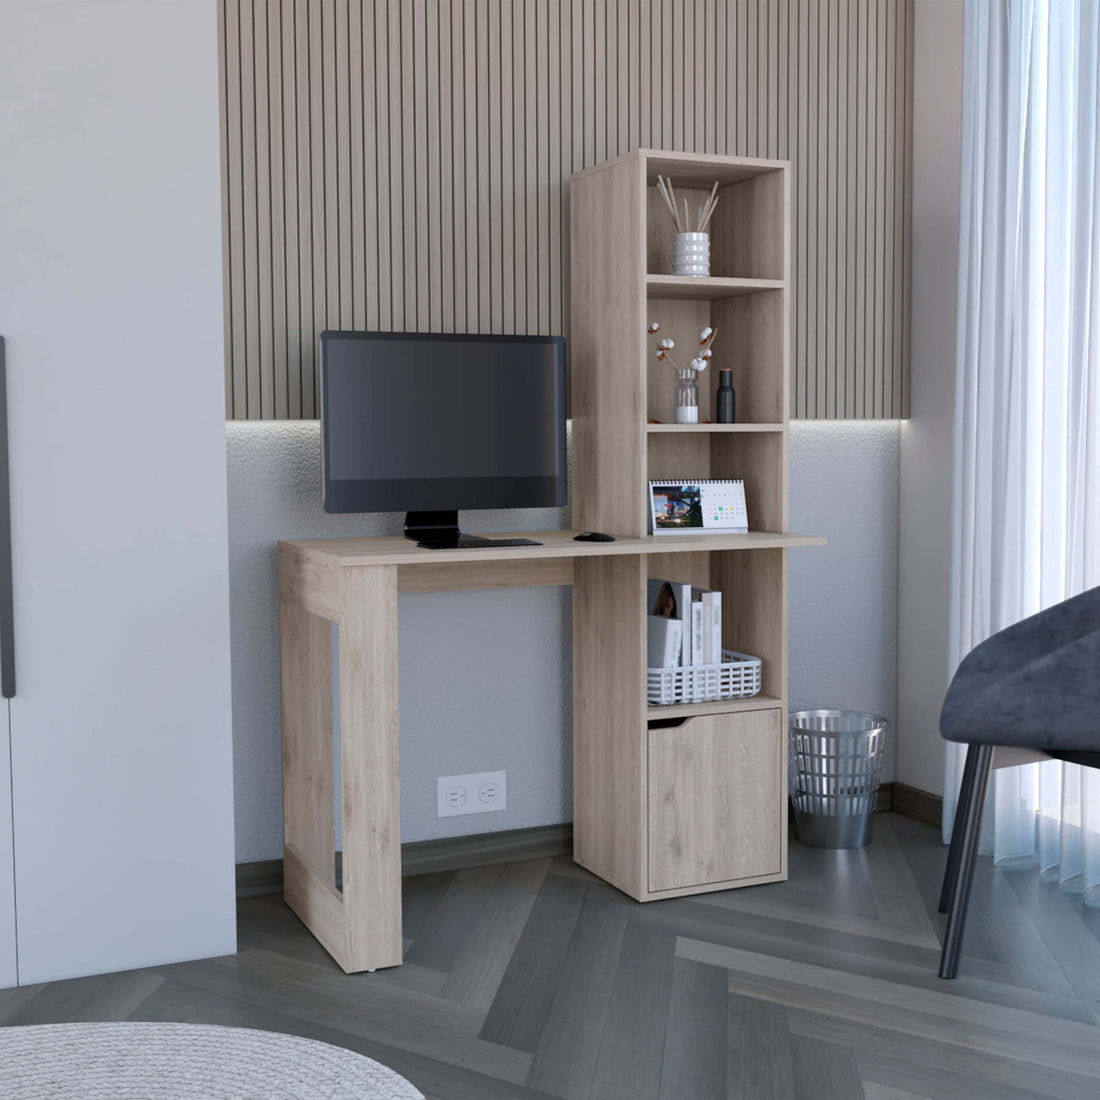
[789,422,900,784]
[896,0,964,797]
[228,420,899,863]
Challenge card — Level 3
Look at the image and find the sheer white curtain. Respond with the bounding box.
[945,0,1100,900]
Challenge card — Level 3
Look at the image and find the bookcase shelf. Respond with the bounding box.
[646,422,785,433]
[645,275,785,300]
[571,149,813,904]
[647,693,785,722]
[640,532,824,552]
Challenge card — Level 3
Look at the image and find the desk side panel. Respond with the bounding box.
[280,598,336,881]
[339,565,403,971]
[570,158,646,537]
[573,554,647,898]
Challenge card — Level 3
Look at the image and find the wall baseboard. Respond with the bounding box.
[236,823,574,899]
[891,782,943,829]
[237,787,940,899]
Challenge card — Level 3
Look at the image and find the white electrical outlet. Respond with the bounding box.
[436,770,507,817]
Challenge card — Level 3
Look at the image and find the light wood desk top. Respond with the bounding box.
[280,529,826,568]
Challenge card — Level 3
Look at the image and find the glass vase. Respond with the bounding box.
[675,367,699,424]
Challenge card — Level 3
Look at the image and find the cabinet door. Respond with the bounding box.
[648,709,784,893]
[0,0,236,983]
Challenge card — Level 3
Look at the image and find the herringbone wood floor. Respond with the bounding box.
[4,813,1100,1099]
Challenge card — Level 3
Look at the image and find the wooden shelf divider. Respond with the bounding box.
[645,422,785,434]
[645,274,785,300]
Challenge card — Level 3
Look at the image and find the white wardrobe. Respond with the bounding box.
[0,1,237,986]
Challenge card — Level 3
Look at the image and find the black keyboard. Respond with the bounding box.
[417,536,543,550]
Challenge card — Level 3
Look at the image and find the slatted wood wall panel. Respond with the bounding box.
[219,0,913,420]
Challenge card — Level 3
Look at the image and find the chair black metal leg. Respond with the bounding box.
[939,743,994,979]
[939,745,980,913]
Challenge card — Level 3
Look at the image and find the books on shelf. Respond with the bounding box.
[692,586,723,665]
[648,576,723,668]
[647,614,683,669]
[647,578,692,667]
[690,600,704,666]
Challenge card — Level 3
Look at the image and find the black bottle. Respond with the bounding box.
[716,369,736,423]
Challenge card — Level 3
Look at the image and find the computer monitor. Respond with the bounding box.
[320,331,567,548]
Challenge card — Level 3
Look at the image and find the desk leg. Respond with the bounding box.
[280,597,342,962]
[338,565,403,971]
[280,601,335,876]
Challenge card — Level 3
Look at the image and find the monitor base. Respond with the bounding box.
[404,511,542,550]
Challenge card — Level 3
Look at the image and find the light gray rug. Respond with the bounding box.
[0,1022,423,1099]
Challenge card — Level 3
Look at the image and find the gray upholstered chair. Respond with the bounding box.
[937,585,1100,978]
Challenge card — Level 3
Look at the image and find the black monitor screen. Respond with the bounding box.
[321,331,567,514]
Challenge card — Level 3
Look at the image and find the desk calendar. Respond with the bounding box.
[648,479,749,535]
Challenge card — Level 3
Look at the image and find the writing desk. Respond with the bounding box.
[278,528,825,973]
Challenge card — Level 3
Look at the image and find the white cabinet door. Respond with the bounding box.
[0,1,237,983]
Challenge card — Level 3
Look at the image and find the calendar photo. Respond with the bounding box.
[651,483,704,530]
[649,479,748,535]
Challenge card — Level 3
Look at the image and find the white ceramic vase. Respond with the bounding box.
[671,231,710,277]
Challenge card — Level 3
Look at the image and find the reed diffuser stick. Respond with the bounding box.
[700,193,719,233]
[656,176,679,231]
[699,181,719,231]
[666,178,682,232]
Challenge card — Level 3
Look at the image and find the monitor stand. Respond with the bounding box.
[404,510,542,550]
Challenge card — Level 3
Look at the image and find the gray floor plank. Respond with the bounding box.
[861,1083,933,1100]
[692,886,941,951]
[819,845,883,920]
[789,1033,865,1100]
[546,856,602,884]
[1004,866,1100,1019]
[966,860,1080,999]
[655,956,727,1100]
[404,864,506,972]
[1,974,113,1025]
[790,1007,1100,1100]
[857,1051,1054,1100]
[62,970,165,1023]
[526,889,630,1099]
[656,899,1094,1023]
[439,858,550,1009]
[236,894,347,972]
[727,992,795,1100]
[683,935,1100,1052]
[638,892,944,971]
[888,813,1017,967]
[637,895,1058,1024]
[401,871,458,943]
[723,965,1100,1081]
[588,920,677,1100]
[479,871,587,1052]
[858,815,941,937]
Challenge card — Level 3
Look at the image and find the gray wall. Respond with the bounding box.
[896,0,963,798]
[228,420,899,862]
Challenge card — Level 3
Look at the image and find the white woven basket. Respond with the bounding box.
[647,649,762,706]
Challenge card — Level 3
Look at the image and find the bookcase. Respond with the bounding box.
[571,150,813,901]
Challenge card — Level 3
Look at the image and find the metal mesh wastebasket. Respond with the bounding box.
[789,710,887,849]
